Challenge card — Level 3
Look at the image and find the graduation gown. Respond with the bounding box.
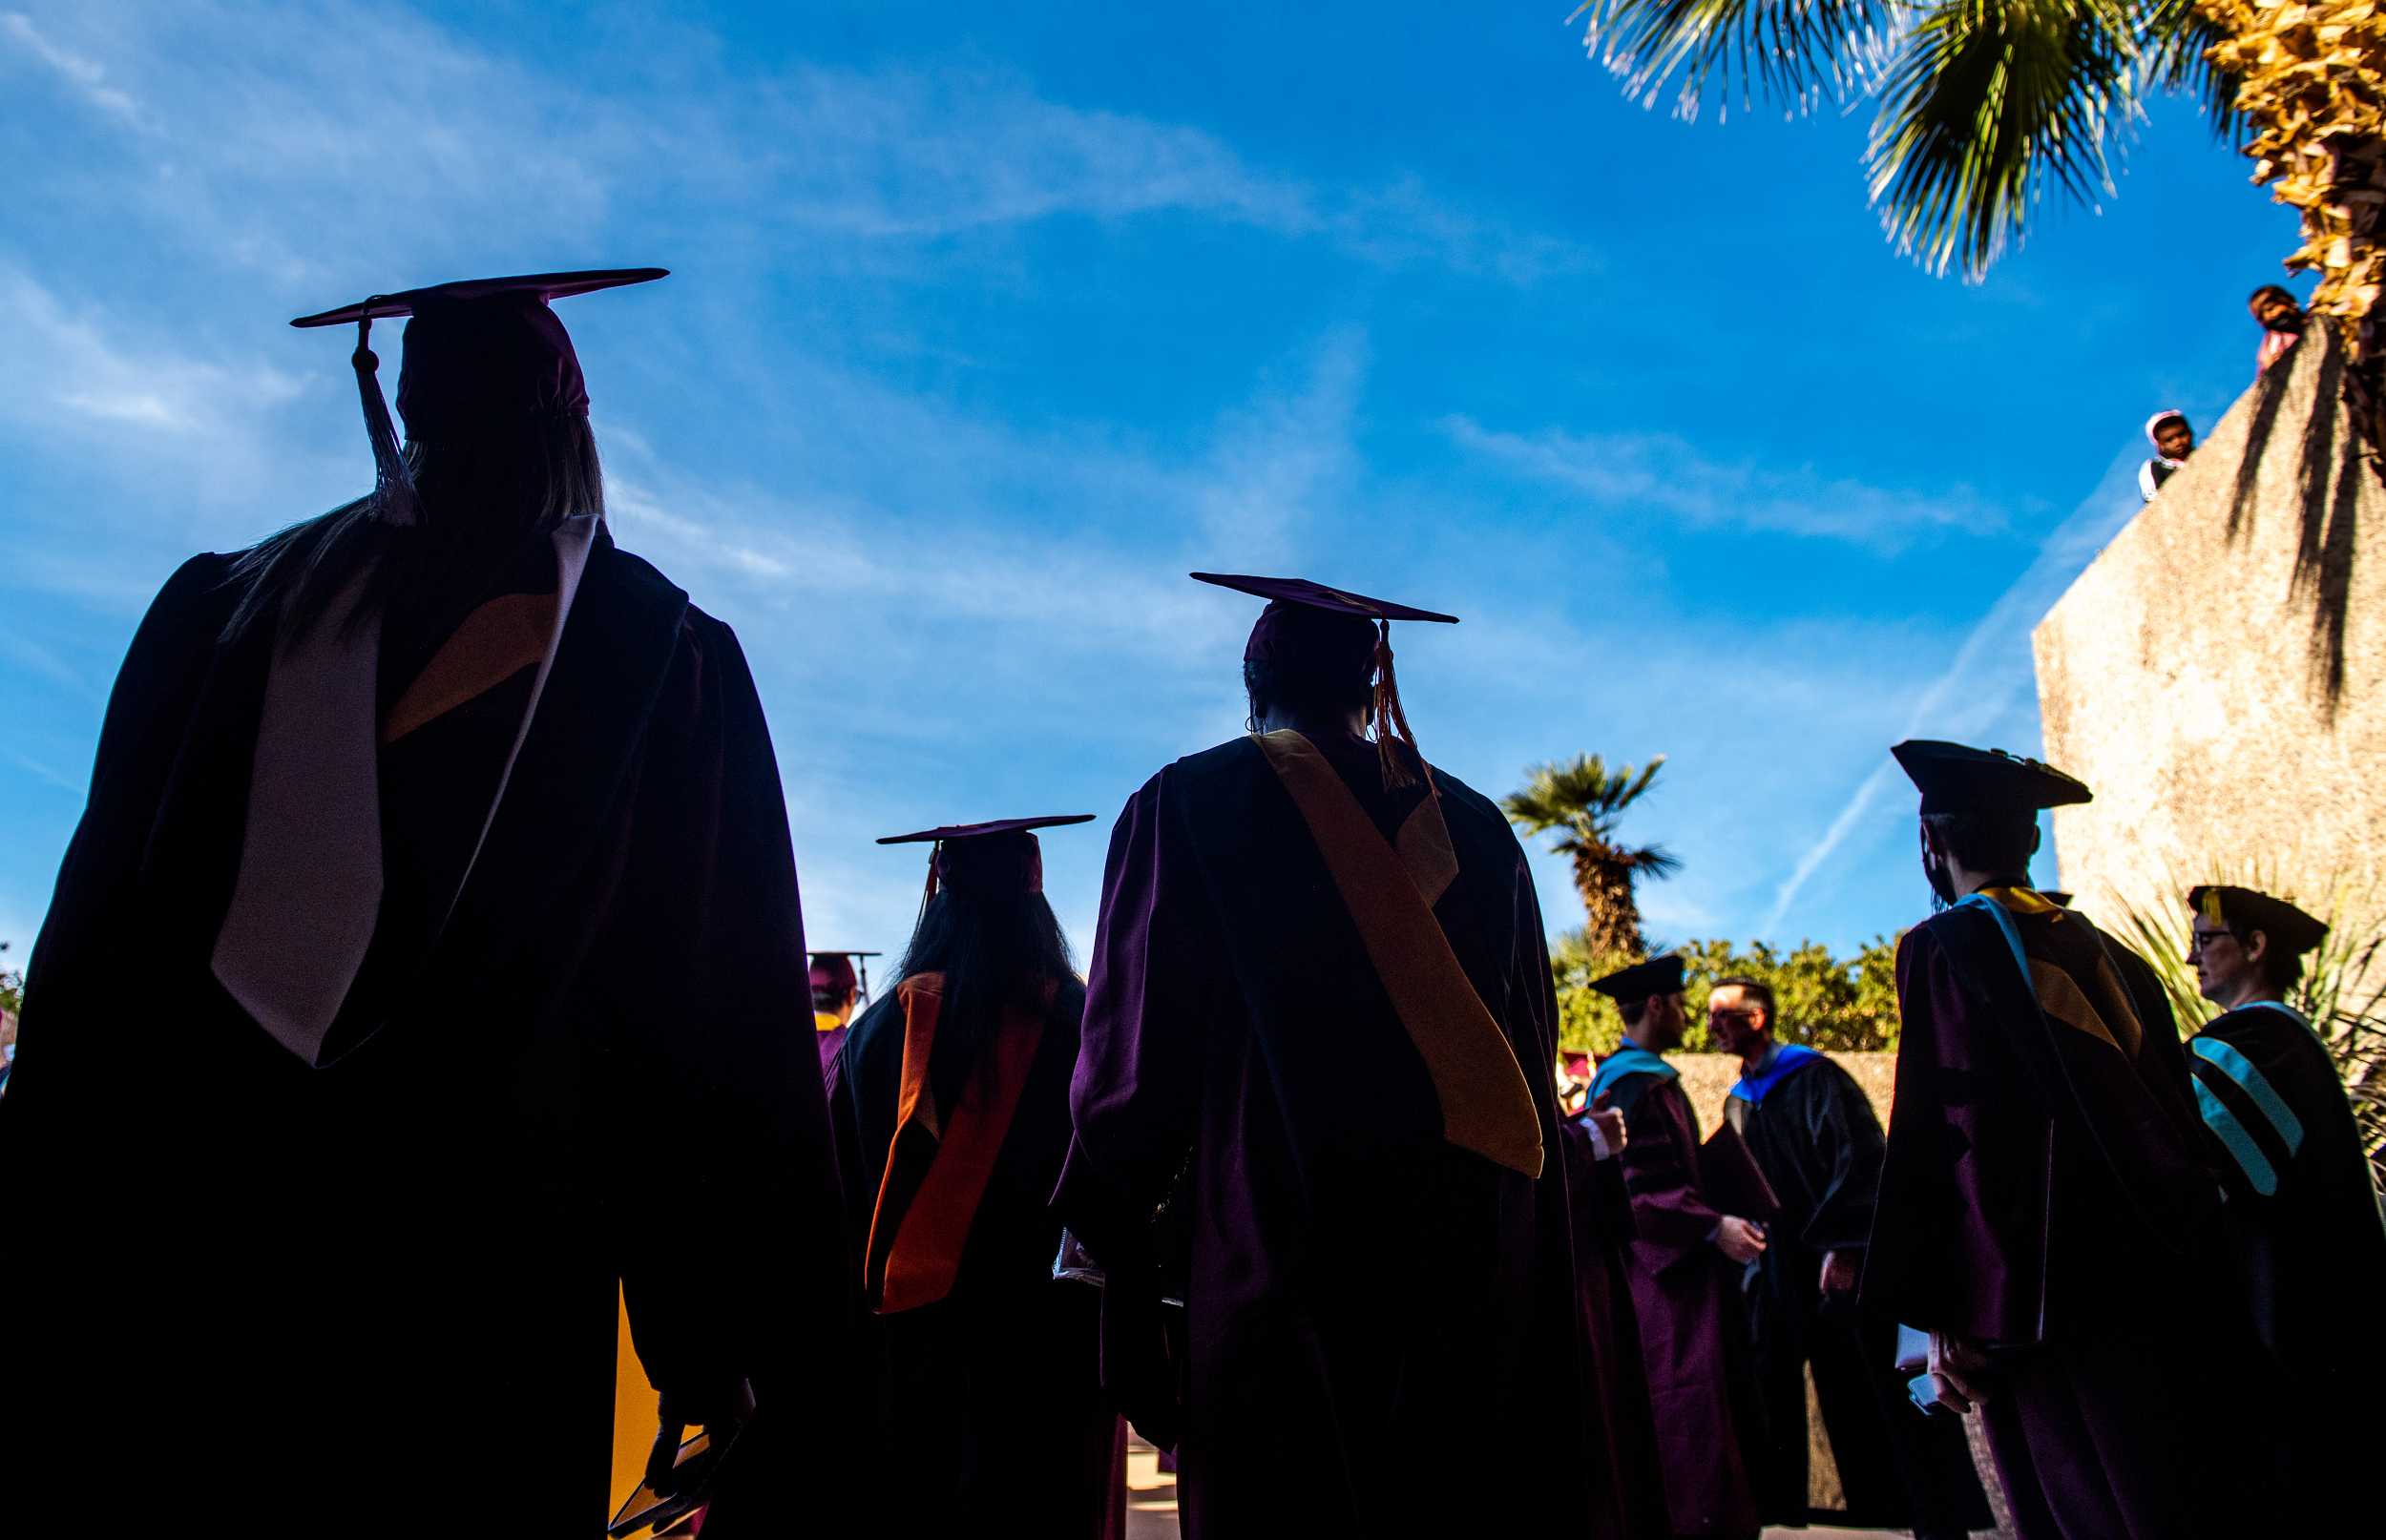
[1725,1049,1988,1535]
[1559,1113,1674,1538]
[2187,1001,2386,1532]
[828,972,1114,1535]
[1053,731,1611,1538]
[0,533,852,1538]
[816,1012,850,1080]
[1599,1055,1763,1538]
[1866,892,2271,1540]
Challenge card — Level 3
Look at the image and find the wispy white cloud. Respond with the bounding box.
[2,10,144,126]
[0,627,92,694]
[8,749,84,797]
[0,264,305,441]
[1757,451,2145,930]
[1192,327,1369,558]
[6,2,1583,291]
[1444,414,2002,551]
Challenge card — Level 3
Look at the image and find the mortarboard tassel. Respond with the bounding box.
[914,844,941,930]
[352,311,421,529]
[1371,620,1434,794]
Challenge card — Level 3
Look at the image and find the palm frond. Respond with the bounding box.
[2139,0,2244,142]
[1620,843,1684,880]
[1502,753,1668,840]
[1865,0,2142,278]
[1569,0,1893,118]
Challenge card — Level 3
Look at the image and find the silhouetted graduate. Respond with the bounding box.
[828,816,1117,1535]
[0,271,851,1537]
[1055,574,1621,1535]
[1708,979,1988,1536]
[2184,884,2385,1533]
[811,950,870,1079]
[1866,741,2275,1540]
[1558,1069,1674,1539]
[1588,953,1764,1539]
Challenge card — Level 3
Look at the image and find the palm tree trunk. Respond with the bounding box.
[1573,849,1646,959]
[2208,1,2386,448]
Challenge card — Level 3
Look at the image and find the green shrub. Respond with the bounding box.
[1549,929,1905,1055]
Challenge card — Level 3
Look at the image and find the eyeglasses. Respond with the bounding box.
[2187,927,2238,958]
[1706,1009,1760,1025]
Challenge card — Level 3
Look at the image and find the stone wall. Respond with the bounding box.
[1665,1050,1895,1134]
[2033,330,2386,937]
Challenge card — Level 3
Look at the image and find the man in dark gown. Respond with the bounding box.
[2183,884,2385,1533]
[1586,954,1765,1540]
[828,817,1116,1536]
[0,272,852,1537]
[1706,979,1988,1536]
[1865,740,2274,1540]
[1055,573,1622,1537]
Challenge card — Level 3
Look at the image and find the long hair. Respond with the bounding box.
[220,413,604,650]
[894,887,1077,1109]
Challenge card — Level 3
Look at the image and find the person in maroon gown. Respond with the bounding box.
[1585,954,1765,1539]
[2182,884,2384,1534]
[828,817,1117,1535]
[0,271,853,1537]
[1055,572,1623,1537]
[811,950,865,1079]
[1558,1091,1675,1537]
[1865,740,2277,1540]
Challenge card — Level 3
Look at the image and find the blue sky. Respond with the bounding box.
[0,0,2308,971]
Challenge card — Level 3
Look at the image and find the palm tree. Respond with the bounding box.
[1565,0,2386,435]
[1503,754,1681,956]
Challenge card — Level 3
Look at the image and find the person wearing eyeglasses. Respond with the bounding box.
[1709,980,1989,1538]
[2184,884,2383,1536]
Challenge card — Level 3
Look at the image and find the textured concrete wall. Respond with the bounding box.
[2033,330,2386,936]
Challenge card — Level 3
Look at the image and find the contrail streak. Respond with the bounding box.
[1760,451,2143,935]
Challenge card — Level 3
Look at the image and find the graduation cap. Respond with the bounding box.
[290,268,667,528]
[1192,573,1458,792]
[1589,953,1686,1007]
[1890,739,2092,816]
[878,815,1095,902]
[2188,886,2329,956]
[809,950,881,1005]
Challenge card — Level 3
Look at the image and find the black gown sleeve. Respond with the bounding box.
[22,555,231,1010]
[598,610,852,1428]
[1799,1062,1887,1256]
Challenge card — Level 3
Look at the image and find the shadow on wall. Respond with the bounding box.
[2227,330,2376,716]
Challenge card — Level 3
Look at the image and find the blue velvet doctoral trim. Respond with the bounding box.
[1589,1044,1676,1102]
[1957,891,2032,988]
[2191,1072,2280,1197]
[2192,1035,2306,1157]
[1729,1042,1822,1105]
